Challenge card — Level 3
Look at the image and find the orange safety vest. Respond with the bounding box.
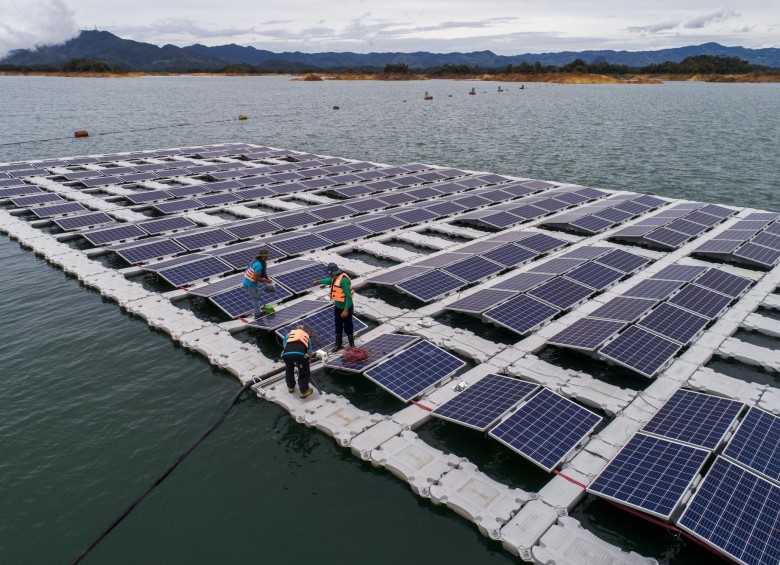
[287,329,310,348]
[244,265,262,282]
[330,273,354,302]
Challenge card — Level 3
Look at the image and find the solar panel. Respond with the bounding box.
[0,185,42,198]
[568,215,616,234]
[208,246,267,270]
[210,284,293,318]
[529,258,587,275]
[564,262,625,291]
[677,457,780,565]
[594,208,634,223]
[224,219,280,239]
[114,239,186,263]
[624,279,684,300]
[446,289,517,314]
[492,272,554,292]
[442,256,504,283]
[425,201,467,216]
[358,215,408,233]
[234,186,275,199]
[174,229,236,251]
[125,190,173,204]
[154,199,202,214]
[395,270,465,302]
[198,193,240,207]
[694,269,752,298]
[30,202,88,218]
[483,294,560,335]
[734,242,780,268]
[363,340,466,402]
[276,263,328,293]
[614,201,651,215]
[82,224,147,246]
[684,211,722,227]
[516,233,566,254]
[415,252,472,268]
[324,333,420,373]
[637,303,710,345]
[698,204,735,219]
[595,249,650,274]
[479,243,536,268]
[668,284,732,319]
[187,274,244,297]
[11,193,63,207]
[695,239,744,255]
[166,185,210,198]
[392,208,439,224]
[641,389,743,450]
[651,264,707,282]
[528,277,595,309]
[248,300,328,330]
[665,218,709,236]
[314,224,371,244]
[644,227,691,249]
[590,297,658,322]
[433,374,539,431]
[309,204,356,221]
[368,265,432,285]
[156,256,233,287]
[723,407,780,484]
[599,326,681,378]
[489,388,601,471]
[138,216,197,235]
[548,318,626,351]
[587,433,709,519]
[272,212,319,229]
[54,212,114,231]
[275,307,367,349]
[751,231,780,250]
[271,233,329,256]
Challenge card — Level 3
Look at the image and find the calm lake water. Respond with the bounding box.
[1,76,778,564]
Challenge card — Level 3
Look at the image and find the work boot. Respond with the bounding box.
[333,335,343,352]
[300,388,313,399]
[347,333,355,348]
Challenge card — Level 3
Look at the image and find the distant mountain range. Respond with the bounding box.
[3,30,780,71]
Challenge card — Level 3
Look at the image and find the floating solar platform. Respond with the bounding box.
[324,333,420,373]
[677,457,780,565]
[588,433,710,519]
[489,388,602,471]
[432,374,539,431]
[363,340,466,402]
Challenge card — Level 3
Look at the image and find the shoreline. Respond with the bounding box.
[0,70,778,83]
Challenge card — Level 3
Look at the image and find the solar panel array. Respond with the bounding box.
[611,202,736,250]
[722,407,780,484]
[549,263,753,377]
[543,193,667,235]
[694,212,780,269]
[324,333,420,373]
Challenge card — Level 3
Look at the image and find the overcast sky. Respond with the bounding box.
[1,0,778,58]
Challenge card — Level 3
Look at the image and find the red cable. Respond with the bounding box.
[553,469,588,489]
[410,400,433,412]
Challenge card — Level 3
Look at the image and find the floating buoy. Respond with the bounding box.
[448,94,453,97]
[333,105,340,110]
[238,114,248,120]
[74,130,89,138]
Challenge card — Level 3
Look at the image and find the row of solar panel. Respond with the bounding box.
[586,388,779,565]
[549,264,753,377]
[610,201,736,251]
[694,211,780,269]
[543,193,669,235]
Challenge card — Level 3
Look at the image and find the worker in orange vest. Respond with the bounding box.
[242,248,273,317]
[312,263,354,351]
[282,325,314,398]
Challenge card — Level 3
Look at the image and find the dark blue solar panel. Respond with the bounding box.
[154,199,201,214]
[595,249,650,273]
[589,297,658,322]
[569,215,615,233]
[723,407,780,483]
[271,263,327,293]
[564,262,624,290]
[317,224,372,244]
[54,212,114,231]
[528,277,594,309]
[645,227,691,249]
[588,433,709,519]
[548,318,626,351]
[358,215,408,233]
[174,229,236,251]
[166,185,210,198]
[235,186,275,199]
[187,274,244,297]
[594,207,634,223]
[31,202,88,218]
[734,242,780,267]
[273,212,319,229]
[677,457,780,565]
[395,270,465,302]
[138,216,197,235]
[517,233,565,254]
[642,389,743,450]
[614,201,651,215]
[483,294,560,335]
[210,284,292,318]
[489,388,602,471]
[665,218,708,236]
[599,326,681,378]
[624,279,685,300]
[684,211,722,227]
[377,192,417,205]
[0,185,42,198]
[433,374,539,431]
[309,204,355,221]
[125,190,173,204]
[197,193,240,207]
[225,220,280,239]
[363,340,466,402]
[478,211,524,229]
[442,256,504,283]
[114,240,185,263]
[698,204,736,219]
[156,256,233,287]
[324,333,419,373]
[637,303,710,345]
[82,224,147,245]
[751,231,780,250]
[248,300,327,330]
[392,208,439,224]
[694,269,752,298]
[275,308,367,351]
[492,272,553,292]
[695,239,744,254]
[480,243,536,267]
[446,289,517,314]
[529,258,587,275]
[11,193,63,206]
[652,264,707,282]
[668,284,732,319]
[271,233,329,256]
[425,201,468,216]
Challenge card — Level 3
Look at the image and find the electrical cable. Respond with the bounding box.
[69,376,263,565]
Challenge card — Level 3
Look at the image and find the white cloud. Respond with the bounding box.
[626,20,681,35]
[684,9,740,29]
[0,0,78,58]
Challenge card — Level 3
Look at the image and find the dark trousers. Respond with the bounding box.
[284,355,311,392]
[334,306,354,340]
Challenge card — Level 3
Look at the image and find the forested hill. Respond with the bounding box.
[2,30,779,71]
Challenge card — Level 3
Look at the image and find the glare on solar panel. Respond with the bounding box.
[187,274,244,297]
[489,388,602,471]
[651,264,707,282]
[665,218,709,236]
[324,333,419,373]
[483,294,560,335]
[432,374,539,431]
[548,318,626,351]
[31,202,88,218]
[599,326,681,378]
[569,215,615,234]
[722,407,780,484]
[530,258,587,275]
[588,433,710,519]
[363,340,466,402]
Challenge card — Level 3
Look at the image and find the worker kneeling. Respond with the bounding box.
[282,326,314,398]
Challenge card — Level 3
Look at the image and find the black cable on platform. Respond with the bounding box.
[69,377,262,565]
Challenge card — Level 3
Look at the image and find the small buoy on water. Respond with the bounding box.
[238,114,248,120]
[74,130,89,138]
[448,94,453,97]
[333,105,340,110]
